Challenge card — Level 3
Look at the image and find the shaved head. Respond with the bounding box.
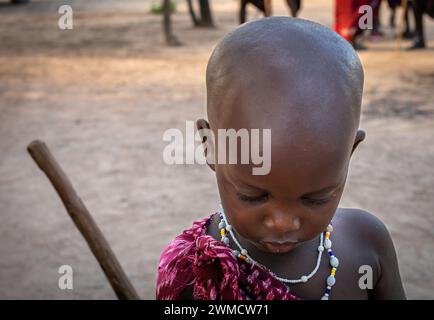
[206,17,364,153]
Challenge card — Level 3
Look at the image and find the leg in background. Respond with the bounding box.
[411,0,426,48]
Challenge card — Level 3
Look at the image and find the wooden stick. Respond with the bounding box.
[27,140,140,300]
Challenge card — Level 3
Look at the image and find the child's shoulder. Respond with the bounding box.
[332,208,405,299]
[334,207,392,250]
[334,207,396,263]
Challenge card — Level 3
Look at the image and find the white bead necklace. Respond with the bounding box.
[218,203,339,300]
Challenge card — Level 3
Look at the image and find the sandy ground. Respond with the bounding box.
[0,0,433,299]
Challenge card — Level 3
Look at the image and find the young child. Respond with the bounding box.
[156,17,406,300]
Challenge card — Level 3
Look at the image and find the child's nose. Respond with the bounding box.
[263,207,301,234]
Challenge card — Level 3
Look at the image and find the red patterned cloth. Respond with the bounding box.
[156,214,300,300]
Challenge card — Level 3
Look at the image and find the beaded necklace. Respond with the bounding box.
[218,203,339,300]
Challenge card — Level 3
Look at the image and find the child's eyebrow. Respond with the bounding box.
[239,182,339,197]
[237,178,340,195]
[227,168,267,192]
[238,180,268,192]
[303,184,340,197]
[232,167,343,196]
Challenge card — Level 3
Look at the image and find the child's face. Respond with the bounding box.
[215,136,350,254]
[204,84,363,254]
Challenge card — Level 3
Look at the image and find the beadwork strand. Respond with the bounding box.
[219,203,323,284]
[218,203,339,300]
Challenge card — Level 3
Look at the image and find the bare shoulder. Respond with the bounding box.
[334,208,391,249]
[334,208,406,299]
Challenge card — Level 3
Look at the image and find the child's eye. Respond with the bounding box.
[236,192,268,204]
[301,197,331,206]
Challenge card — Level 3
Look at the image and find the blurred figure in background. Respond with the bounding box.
[411,0,434,49]
[370,0,384,41]
[335,0,368,49]
[239,0,302,24]
[388,0,414,39]
[287,0,302,16]
[335,0,382,50]
[240,0,265,23]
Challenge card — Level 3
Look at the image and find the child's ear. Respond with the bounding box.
[351,129,366,156]
[196,118,215,172]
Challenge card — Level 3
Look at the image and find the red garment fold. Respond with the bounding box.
[156,214,300,300]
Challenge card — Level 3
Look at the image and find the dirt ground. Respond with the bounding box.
[0,0,433,299]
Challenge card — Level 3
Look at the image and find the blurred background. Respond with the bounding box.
[0,0,433,299]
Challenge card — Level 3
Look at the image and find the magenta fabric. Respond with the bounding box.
[156,214,300,300]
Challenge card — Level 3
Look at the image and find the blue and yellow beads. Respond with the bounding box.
[321,223,339,300]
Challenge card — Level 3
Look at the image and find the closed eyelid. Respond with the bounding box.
[236,192,269,204]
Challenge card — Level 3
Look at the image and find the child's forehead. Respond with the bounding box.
[221,143,349,195]
[215,113,354,186]
[215,83,356,146]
